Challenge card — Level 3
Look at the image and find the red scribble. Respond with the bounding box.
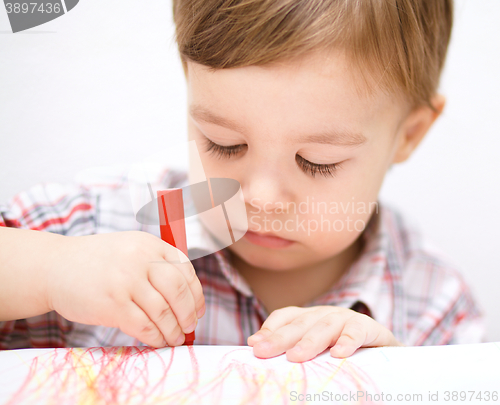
[4,346,381,405]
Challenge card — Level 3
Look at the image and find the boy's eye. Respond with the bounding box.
[204,137,340,178]
[295,155,340,178]
[204,138,247,159]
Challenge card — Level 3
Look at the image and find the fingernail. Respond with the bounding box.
[197,307,205,318]
[161,339,167,347]
[175,334,185,345]
[250,334,264,342]
[256,341,271,351]
[184,321,196,334]
[331,344,345,357]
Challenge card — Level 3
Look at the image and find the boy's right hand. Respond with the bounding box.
[46,231,205,348]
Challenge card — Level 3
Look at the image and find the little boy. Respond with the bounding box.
[0,0,484,363]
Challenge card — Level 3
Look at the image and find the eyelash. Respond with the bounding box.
[204,138,341,178]
[295,155,339,178]
[205,138,247,159]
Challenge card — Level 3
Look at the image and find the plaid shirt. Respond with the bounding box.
[0,166,485,349]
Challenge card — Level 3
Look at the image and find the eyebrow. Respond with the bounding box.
[189,105,367,147]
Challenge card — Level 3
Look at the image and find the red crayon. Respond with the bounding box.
[157,188,195,345]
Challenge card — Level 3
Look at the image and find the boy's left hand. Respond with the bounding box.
[247,306,402,362]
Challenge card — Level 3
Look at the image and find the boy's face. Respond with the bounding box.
[185,50,410,271]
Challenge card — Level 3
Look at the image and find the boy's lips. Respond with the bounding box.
[243,230,295,249]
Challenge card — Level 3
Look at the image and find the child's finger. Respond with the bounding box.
[247,328,272,345]
[173,258,206,318]
[285,312,349,362]
[251,325,302,358]
[131,282,184,346]
[252,312,320,358]
[330,316,370,358]
[248,306,303,345]
[118,302,165,348]
[149,264,198,335]
[161,247,206,319]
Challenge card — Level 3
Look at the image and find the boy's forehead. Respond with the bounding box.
[186,50,404,130]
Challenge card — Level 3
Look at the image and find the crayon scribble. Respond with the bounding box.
[2,346,380,405]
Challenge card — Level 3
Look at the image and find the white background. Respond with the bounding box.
[1,1,499,341]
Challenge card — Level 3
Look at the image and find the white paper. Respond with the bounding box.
[0,343,499,404]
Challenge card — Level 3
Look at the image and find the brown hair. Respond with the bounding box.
[172,0,453,110]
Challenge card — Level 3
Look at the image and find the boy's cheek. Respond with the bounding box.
[290,213,365,255]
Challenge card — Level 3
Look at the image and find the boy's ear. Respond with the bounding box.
[392,94,446,164]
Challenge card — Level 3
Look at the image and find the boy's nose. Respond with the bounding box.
[241,165,293,214]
